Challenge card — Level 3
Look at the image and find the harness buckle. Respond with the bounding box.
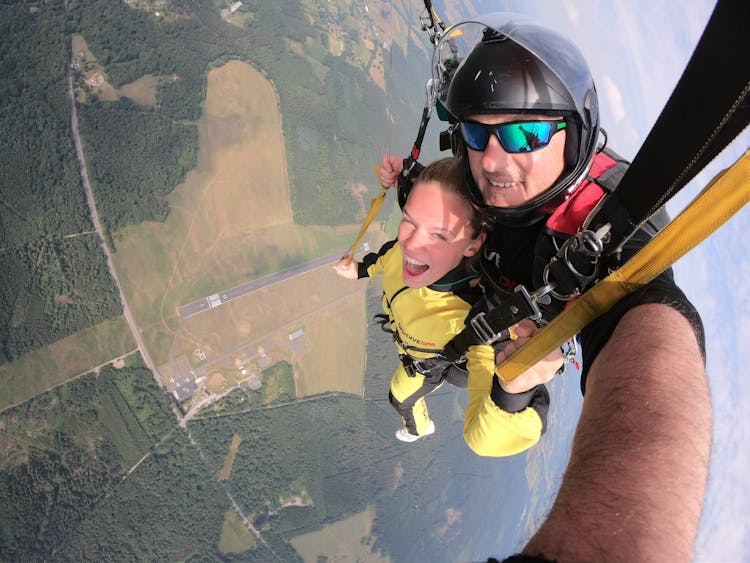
[400,354,446,378]
[469,285,545,346]
[469,312,497,344]
[556,336,581,374]
[543,225,611,301]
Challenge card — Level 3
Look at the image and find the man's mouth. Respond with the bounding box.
[404,255,429,277]
[488,179,520,189]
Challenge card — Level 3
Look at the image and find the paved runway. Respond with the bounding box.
[178,251,345,319]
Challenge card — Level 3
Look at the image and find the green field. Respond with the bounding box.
[0,316,136,412]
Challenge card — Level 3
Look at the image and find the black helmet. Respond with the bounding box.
[435,13,600,224]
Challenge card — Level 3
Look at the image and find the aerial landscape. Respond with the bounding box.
[2,0,515,560]
[1,0,748,561]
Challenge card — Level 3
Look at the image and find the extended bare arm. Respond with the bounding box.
[523,303,711,562]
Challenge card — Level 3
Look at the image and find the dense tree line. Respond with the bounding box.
[77,97,198,234]
[0,1,122,365]
[0,2,91,248]
[0,235,121,363]
[55,431,229,561]
[0,363,193,560]
[0,362,253,560]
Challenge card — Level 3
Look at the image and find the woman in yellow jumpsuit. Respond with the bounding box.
[335,157,549,453]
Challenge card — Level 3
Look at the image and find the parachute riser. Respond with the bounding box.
[396,1,453,207]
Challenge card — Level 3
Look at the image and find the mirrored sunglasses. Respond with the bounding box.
[459,119,567,153]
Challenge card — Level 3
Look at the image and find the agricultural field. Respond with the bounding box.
[112,59,375,399]
[290,506,390,562]
[0,316,136,412]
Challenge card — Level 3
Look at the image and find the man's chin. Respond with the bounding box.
[481,185,529,208]
[484,194,526,208]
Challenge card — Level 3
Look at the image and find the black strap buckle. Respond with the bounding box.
[543,225,611,301]
[476,285,545,345]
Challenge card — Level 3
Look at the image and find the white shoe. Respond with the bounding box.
[395,421,435,442]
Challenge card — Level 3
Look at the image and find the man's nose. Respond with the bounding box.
[481,134,510,171]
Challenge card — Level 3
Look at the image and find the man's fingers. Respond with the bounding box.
[513,319,538,338]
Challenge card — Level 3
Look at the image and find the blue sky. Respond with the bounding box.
[509,1,750,559]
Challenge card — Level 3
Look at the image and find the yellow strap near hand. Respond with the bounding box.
[344,165,390,264]
[497,148,750,383]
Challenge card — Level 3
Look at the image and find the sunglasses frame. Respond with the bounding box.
[458,119,567,153]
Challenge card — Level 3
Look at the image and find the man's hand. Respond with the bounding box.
[333,257,359,279]
[494,319,564,394]
[379,153,404,188]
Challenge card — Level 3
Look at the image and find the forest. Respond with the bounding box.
[0,361,231,561]
[0,235,121,362]
[0,2,123,364]
[77,97,199,234]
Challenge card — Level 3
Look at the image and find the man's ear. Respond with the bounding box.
[463,231,486,257]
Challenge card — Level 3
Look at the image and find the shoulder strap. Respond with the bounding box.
[588,0,750,252]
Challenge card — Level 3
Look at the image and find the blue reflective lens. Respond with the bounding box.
[459,120,566,153]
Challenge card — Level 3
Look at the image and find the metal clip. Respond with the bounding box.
[469,284,547,346]
[469,312,498,344]
[543,225,611,301]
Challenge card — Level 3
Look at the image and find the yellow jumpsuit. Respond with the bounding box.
[359,240,547,453]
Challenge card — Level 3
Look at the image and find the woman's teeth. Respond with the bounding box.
[405,255,429,276]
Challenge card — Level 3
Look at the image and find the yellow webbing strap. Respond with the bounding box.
[344,165,390,264]
[497,148,750,383]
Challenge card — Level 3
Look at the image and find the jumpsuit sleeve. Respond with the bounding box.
[357,239,398,279]
[463,344,549,457]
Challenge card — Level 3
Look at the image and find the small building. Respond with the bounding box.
[220,1,242,19]
[85,72,104,87]
[288,328,306,353]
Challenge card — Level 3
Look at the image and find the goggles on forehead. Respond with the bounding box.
[458,119,567,153]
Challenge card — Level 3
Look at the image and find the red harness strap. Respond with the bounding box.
[545,152,618,236]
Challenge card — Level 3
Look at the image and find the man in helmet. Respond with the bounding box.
[379,14,709,562]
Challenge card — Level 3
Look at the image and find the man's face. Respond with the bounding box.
[397,180,485,288]
[465,113,566,208]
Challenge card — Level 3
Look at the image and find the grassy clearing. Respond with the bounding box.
[294,288,366,397]
[205,60,292,235]
[71,33,95,61]
[290,506,390,563]
[263,361,295,404]
[117,74,159,105]
[218,433,242,481]
[112,60,358,366]
[0,316,136,412]
[218,509,257,554]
